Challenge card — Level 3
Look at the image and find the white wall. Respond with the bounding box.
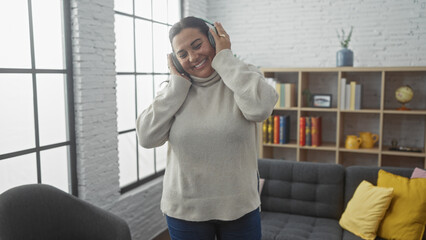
[207,0,426,68]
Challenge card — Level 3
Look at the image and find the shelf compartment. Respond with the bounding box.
[339,147,380,154]
[340,71,382,110]
[299,149,336,164]
[263,141,298,149]
[384,71,426,111]
[339,152,378,167]
[301,72,338,108]
[339,112,381,148]
[300,142,337,151]
[383,110,426,115]
[382,114,425,150]
[381,155,425,168]
[274,107,298,111]
[340,109,381,113]
[301,107,338,112]
[300,111,337,147]
[382,149,425,157]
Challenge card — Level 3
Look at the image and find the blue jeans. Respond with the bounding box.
[166,208,261,240]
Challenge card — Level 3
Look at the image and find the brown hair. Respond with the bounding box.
[169,16,209,45]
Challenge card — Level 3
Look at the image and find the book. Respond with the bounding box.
[282,115,290,144]
[305,117,311,146]
[284,83,296,107]
[262,120,268,143]
[355,84,362,110]
[267,116,273,144]
[274,115,280,144]
[345,84,351,110]
[279,116,284,144]
[299,117,306,146]
[311,116,322,147]
[350,81,356,110]
[275,83,281,108]
[340,78,347,109]
[280,84,286,107]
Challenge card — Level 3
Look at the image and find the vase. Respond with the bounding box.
[336,48,353,67]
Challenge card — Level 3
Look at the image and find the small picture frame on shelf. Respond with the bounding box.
[312,94,332,108]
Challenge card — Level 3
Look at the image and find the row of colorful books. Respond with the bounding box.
[275,83,296,108]
[340,78,362,110]
[299,116,322,147]
[263,115,290,144]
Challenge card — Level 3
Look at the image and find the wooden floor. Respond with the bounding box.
[151,229,170,240]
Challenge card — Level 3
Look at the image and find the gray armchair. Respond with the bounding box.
[0,184,131,240]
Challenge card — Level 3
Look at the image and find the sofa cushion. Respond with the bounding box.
[339,180,393,240]
[258,159,345,219]
[344,166,413,206]
[343,230,387,240]
[377,170,426,240]
[261,211,342,240]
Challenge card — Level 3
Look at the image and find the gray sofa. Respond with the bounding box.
[258,158,414,240]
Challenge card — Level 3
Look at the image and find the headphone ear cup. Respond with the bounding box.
[207,31,216,49]
[172,53,186,75]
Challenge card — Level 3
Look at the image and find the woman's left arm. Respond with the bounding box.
[212,49,278,122]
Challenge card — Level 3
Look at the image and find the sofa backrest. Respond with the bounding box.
[344,166,414,206]
[258,158,345,220]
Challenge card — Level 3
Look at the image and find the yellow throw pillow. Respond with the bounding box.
[339,180,394,240]
[377,170,426,240]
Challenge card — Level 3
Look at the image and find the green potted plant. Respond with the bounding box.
[336,26,354,67]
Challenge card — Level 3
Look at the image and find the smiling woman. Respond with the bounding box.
[136,16,279,240]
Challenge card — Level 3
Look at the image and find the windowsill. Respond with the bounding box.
[118,175,164,200]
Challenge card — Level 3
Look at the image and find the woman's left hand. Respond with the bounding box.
[210,22,231,54]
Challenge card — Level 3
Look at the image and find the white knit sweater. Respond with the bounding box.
[136,49,278,221]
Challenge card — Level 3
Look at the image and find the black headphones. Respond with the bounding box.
[171,18,217,77]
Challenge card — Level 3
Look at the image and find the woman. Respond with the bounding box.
[136,16,278,240]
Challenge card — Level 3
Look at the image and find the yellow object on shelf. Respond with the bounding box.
[359,132,379,149]
[345,135,363,149]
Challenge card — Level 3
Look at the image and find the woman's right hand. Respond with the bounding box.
[167,54,191,81]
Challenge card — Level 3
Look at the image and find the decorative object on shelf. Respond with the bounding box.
[389,139,422,153]
[395,85,413,110]
[336,26,354,67]
[302,89,312,107]
[345,135,362,149]
[359,132,379,149]
[312,94,332,108]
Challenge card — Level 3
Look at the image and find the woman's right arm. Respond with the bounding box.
[136,75,191,148]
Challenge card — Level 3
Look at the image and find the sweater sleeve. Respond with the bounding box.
[136,75,192,148]
[211,49,279,122]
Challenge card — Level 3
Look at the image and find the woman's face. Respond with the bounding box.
[172,28,216,78]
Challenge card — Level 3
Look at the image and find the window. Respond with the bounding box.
[0,0,76,195]
[114,0,181,192]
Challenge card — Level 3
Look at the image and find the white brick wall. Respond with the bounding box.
[184,0,208,18]
[71,0,120,208]
[207,0,426,68]
[71,0,170,239]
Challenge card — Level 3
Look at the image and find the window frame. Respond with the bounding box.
[0,0,77,196]
[114,0,182,194]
